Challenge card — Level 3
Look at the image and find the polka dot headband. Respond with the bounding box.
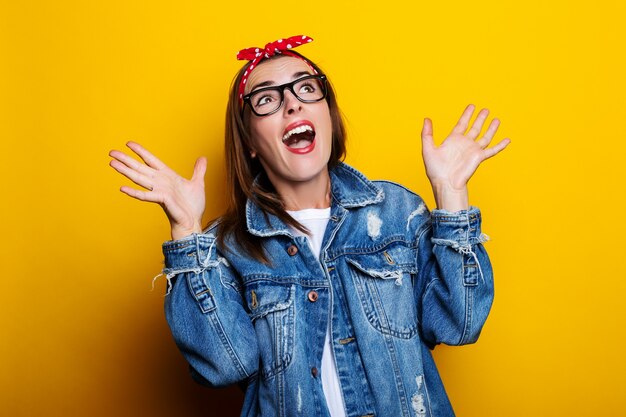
[236,35,317,105]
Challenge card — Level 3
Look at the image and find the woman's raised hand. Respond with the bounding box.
[109,142,207,240]
[420,104,510,212]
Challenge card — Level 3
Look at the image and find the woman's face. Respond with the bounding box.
[245,56,333,193]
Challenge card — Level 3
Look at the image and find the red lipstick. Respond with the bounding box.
[282,119,316,154]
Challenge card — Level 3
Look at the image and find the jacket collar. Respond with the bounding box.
[246,162,384,237]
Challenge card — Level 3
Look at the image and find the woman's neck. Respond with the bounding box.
[270,170,332,211]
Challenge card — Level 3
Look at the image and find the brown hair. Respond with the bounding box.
[215,51,347,263]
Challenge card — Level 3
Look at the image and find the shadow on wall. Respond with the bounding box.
[153,339,245,417]
[113,287,245,417]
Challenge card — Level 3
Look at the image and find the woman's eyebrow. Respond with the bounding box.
[249,71,313,93]
[291,71,311,79]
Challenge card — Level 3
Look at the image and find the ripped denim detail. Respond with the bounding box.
[154,237,227,295]
[411,375,428,417]
[406,203,427,231]
[431,233,490,283]
[366,268,404,286]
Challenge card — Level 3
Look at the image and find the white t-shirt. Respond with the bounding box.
[287,208,347,417]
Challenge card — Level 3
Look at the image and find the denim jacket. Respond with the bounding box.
[162,163,494,417]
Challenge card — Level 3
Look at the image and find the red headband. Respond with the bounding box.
[237,35,317,104]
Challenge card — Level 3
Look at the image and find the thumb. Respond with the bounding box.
[191,156,207,182]
[421,117,435,149]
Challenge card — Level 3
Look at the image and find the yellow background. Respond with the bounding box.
[2,0,625,416]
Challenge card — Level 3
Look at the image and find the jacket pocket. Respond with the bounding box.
[245,281,295,380]
[346,244,419,339]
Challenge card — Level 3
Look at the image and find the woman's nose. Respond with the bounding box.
[283,89,302,114]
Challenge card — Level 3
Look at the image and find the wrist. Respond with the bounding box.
[171,222,203,241]
[430,181,469,212]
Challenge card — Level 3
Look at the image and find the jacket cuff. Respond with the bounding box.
[430,206,489,247]
[162,233,218,271]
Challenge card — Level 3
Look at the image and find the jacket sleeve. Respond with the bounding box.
[416,206,494,347]
[162,232,259,387]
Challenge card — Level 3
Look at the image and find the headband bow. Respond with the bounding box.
[236,35,315,102]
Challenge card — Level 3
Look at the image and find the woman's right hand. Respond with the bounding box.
[109,141,207,240]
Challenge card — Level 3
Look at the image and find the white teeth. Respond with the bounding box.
[282,125,313,141]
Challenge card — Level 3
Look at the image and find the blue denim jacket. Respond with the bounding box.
[162,163,494,417]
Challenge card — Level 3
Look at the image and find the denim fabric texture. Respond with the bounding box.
[162,163,494,417]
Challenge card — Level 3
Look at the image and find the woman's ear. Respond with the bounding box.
[250,149,257,158]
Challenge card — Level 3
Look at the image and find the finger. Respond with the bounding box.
[466,108,490,141]
[126,141,168,170]
[482,138,511,160]
[109,149,154,176]
[451,104,475,135]
[476,118,501,148]
[119,185,161,202]
[191,156,207,183]
[110,159,154,191]
[421,118,435,149]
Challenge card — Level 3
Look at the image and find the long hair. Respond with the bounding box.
[216,51,347,263]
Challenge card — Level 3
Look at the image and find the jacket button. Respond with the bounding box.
[311,367,318,377]
[287,245,298,256]
[307,290,318,302]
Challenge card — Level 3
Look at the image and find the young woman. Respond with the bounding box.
[109,35,510,417]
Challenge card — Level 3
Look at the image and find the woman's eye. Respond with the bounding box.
[299,83,316,94]
[255,95,274,107]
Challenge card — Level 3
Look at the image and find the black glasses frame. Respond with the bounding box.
[242,74,328,117]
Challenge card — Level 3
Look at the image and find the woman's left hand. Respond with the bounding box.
[421,104,510,211]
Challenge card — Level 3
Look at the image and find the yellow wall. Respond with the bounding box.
[2,0,625,415]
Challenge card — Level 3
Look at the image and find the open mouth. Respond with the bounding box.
[282,122,316,151]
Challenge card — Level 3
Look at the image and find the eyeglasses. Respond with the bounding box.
[242,74,328,117]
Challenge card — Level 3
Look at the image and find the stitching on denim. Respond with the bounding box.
[431,231,489,285]
[208,306,251,379]
[159,234,228,296]
[346,258,411,286]
[348,262,419,338]
[326,235,415,261]
[240,274,328,285]
[379,324,412,415]
[422,372,434,416]
[158,266,205,296]
[332,163,385,207]
[421,277,440,314]
[460,286,474,345]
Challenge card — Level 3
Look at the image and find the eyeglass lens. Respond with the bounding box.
[249,77,325,115]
